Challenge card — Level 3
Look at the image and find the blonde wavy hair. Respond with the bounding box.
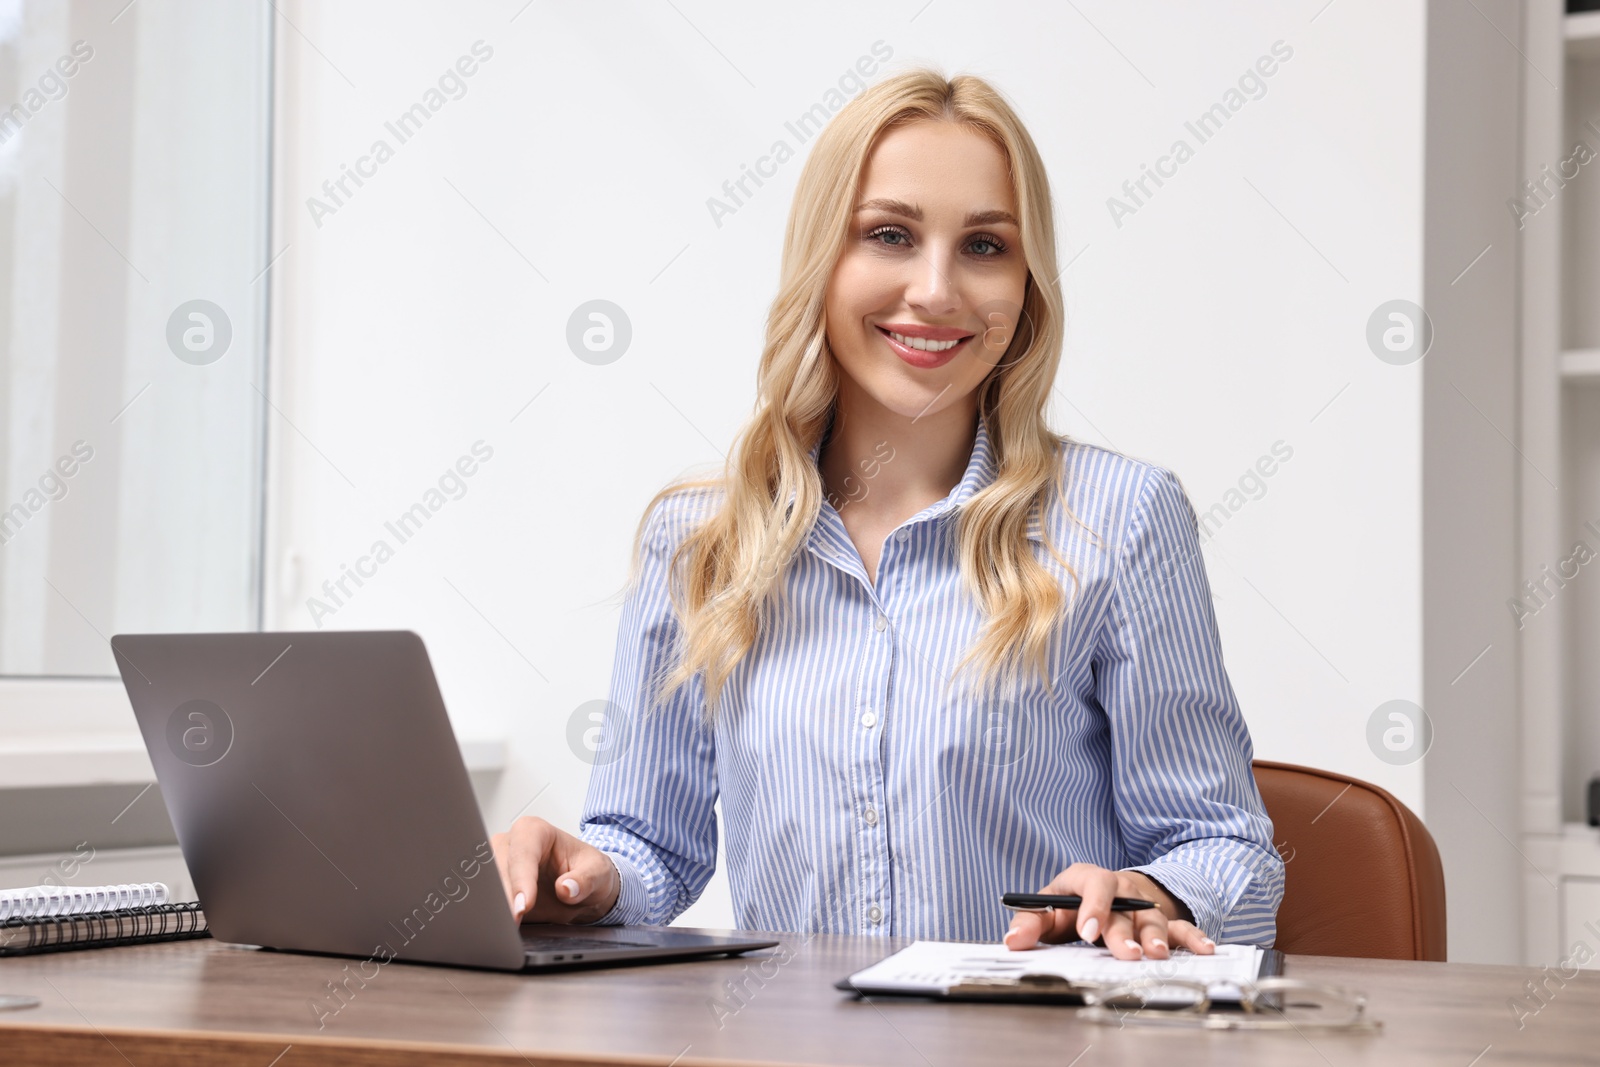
[628,67,1092,720]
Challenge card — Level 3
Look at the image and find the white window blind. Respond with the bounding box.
[0,0,271,677]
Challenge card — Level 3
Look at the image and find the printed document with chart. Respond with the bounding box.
[839,940,1277,1003]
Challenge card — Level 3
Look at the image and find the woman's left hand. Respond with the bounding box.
[1002,862,1216,960]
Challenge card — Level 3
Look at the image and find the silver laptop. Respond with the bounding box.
[110,630,777,971]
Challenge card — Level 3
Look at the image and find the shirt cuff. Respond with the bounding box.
[585,850,647,926]
[1122,861,1221,941]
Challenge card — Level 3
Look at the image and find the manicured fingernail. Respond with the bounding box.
[513,891,526,914]
[1080,916,1099,942]
[1125,939,1143,955]
[1150,938,1167,950]
[559,877,579,899]
[1202,936,1214,946]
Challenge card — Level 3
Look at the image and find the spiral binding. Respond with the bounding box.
[0,901,209,957]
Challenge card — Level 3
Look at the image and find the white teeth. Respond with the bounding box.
[887,330,964,352]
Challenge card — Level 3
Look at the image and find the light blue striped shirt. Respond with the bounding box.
[579,418,1283,946]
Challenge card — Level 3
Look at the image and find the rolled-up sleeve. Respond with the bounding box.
[1097,465,1285,946]
[578,495,718,926]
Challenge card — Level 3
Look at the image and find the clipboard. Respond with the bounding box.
[835,942,1287,1007]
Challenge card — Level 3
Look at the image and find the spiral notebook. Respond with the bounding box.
[0,883,210,957]
[0,881,171,921]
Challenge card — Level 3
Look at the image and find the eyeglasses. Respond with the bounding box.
[1077,976,1382,1033]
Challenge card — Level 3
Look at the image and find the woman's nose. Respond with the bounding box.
[903,244,961,317]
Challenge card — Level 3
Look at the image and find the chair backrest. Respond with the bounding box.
[1252,759,1447,961]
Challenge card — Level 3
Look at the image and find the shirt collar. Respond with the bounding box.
[804,416,1044,542]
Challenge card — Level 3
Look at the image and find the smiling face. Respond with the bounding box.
[823,118,1030,424]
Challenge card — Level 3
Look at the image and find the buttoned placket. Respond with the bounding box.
[805,500,905,934]
[803,417,1011,935]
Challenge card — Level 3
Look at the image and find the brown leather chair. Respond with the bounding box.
[1252,759,1447,961]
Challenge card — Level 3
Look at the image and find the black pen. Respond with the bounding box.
[1001,893,1156,913]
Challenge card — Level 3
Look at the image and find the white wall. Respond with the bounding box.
[268,1,1429,936]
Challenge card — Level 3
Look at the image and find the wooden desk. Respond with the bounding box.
[0,931,1594,1066]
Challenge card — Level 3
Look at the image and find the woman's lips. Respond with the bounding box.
[876,325,973,369]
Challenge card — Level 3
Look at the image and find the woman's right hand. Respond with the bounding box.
[489,816,621,925]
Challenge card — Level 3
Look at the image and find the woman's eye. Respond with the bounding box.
[864,225,1007,256]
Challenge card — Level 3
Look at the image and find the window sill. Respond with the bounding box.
[0,732,509,789]
[0,678,508,788]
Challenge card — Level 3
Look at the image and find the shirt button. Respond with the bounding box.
[868,904,883,925]
[864,807,878,826]
[874,615,888,632]
[860,710,877,728]
[894,529,909,543]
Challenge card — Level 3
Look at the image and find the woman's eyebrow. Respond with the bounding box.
[855,198,1018,227]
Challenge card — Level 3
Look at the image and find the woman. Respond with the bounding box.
[492,68,1283,961]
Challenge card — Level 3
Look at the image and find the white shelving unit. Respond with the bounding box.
[1568,9,1600,56]
[1562,348,1600,378]
[1522,3,1600,968]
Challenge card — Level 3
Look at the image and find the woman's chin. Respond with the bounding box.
[833,366,968,424]
[868,386,960,423]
